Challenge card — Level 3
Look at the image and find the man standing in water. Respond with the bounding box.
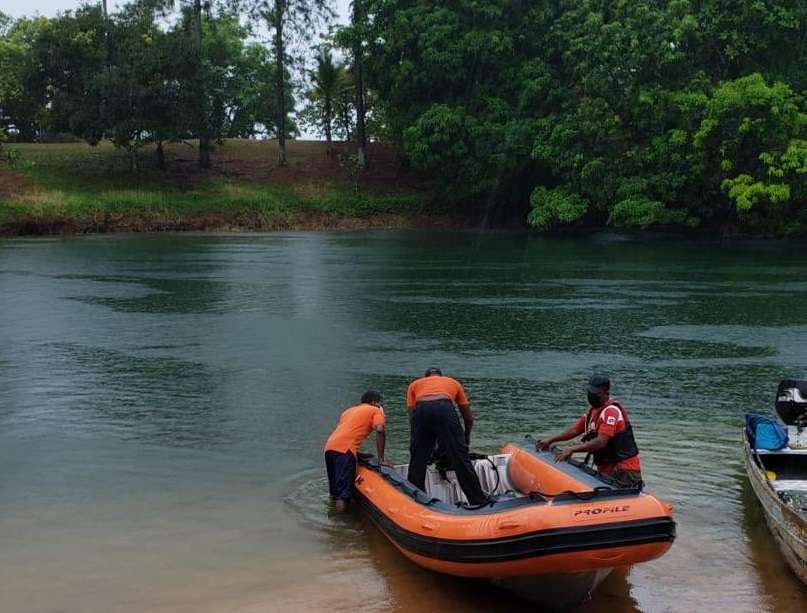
[406,368,488,505]
[537,375,643,488]
[324,390,387,511]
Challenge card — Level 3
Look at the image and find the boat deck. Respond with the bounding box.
[393,453,521,504]
[770,481,807,493]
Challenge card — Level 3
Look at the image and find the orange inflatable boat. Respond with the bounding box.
[355,438,675,603]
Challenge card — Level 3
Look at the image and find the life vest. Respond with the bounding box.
[581,400,640,466]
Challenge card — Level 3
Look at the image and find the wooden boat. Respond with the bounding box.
[354,437,675,606]
[743,430,807,584]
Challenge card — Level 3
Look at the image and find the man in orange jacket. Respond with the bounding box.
[406,368,487,505]
[324,390,387,511]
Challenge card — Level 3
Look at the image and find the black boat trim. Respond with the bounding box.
[355,492,676,563]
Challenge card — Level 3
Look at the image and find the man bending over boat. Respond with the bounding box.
[537,375,643,488]
[406,368,488,505]
[324,390,387,512]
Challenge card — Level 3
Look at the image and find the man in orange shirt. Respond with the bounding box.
[537,375,643,488]
[406,368,487,505]
[324,390,387,511]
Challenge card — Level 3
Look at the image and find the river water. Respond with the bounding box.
[1,231,806,612]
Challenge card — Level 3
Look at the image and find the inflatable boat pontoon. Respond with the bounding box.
[355,438,675,602]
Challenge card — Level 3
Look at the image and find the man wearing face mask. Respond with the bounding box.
[536,374,643,488]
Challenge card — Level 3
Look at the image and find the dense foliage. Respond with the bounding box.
[1,1,806,232]
[0,3,296,169]
[366,0,806,231]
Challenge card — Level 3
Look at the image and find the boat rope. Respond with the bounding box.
[528,486,614,501]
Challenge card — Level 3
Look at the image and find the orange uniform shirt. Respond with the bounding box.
[573,400,641,474]
[406,375,470,409]
[324,403,385,456]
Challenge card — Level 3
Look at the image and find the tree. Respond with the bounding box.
[100,1,183,170]
[0,15,24,136]
[161,0,223,168]
[364,0,805,231]
[31,6,108,142]
[0,16,60,140]
[697,74,805,216]
[248,0,332,165]
[333,1,370,166]
[351,0,368,168]
[366,0,548,222]
[192,0,210,168]
[300,46,346,151]
[222,42,297,139]
[332,65,355,141]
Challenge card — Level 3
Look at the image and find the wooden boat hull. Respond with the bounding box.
[743,435,807,584]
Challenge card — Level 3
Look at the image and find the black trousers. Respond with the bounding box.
[407,399,487,505]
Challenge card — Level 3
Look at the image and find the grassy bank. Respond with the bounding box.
[0,140,453,236]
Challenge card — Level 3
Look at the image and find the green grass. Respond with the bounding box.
[0,140,434,234]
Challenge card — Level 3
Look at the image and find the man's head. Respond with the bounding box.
[586,374,610,408]
[361,390,384,407]
[424,367,442,377]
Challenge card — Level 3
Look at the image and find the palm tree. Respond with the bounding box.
[311,48,340,153]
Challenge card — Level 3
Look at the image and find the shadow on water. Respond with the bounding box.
[358,512,639,613]
[738,470,807,611]
[286,477,639,613]
[36,341,236,448]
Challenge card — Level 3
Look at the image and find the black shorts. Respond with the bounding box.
[325,450,357,500]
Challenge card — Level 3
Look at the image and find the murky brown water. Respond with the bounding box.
[1,232,806,612]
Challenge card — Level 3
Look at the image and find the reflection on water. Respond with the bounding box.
[1,232,807,612]
[739,473,807,612]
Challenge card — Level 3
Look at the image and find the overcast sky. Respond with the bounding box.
[3,0,351,21]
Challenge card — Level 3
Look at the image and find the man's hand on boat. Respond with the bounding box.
[554,447,574,463]
[378,458,395,468]
[536,439,575,462]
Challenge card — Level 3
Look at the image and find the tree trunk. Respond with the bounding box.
[156,141,166,170]
[100,0,110,141]
[340,102,352,141]
[353,0,368,170]
[324,96,333,154]
[274,2,287,166]
[194,0,210,169]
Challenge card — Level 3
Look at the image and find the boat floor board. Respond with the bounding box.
[770,480,807,493]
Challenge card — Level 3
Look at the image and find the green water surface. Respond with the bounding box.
[1,232,806,612]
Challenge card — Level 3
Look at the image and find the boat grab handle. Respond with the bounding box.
[529,486,616,501]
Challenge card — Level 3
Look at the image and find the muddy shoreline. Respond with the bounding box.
[0,210,467,237]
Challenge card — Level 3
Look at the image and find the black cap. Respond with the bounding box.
[361,390,383,404]
[424,367,442,377]
[587,374,610,393]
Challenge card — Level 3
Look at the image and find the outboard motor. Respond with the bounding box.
[775,379,807,426]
